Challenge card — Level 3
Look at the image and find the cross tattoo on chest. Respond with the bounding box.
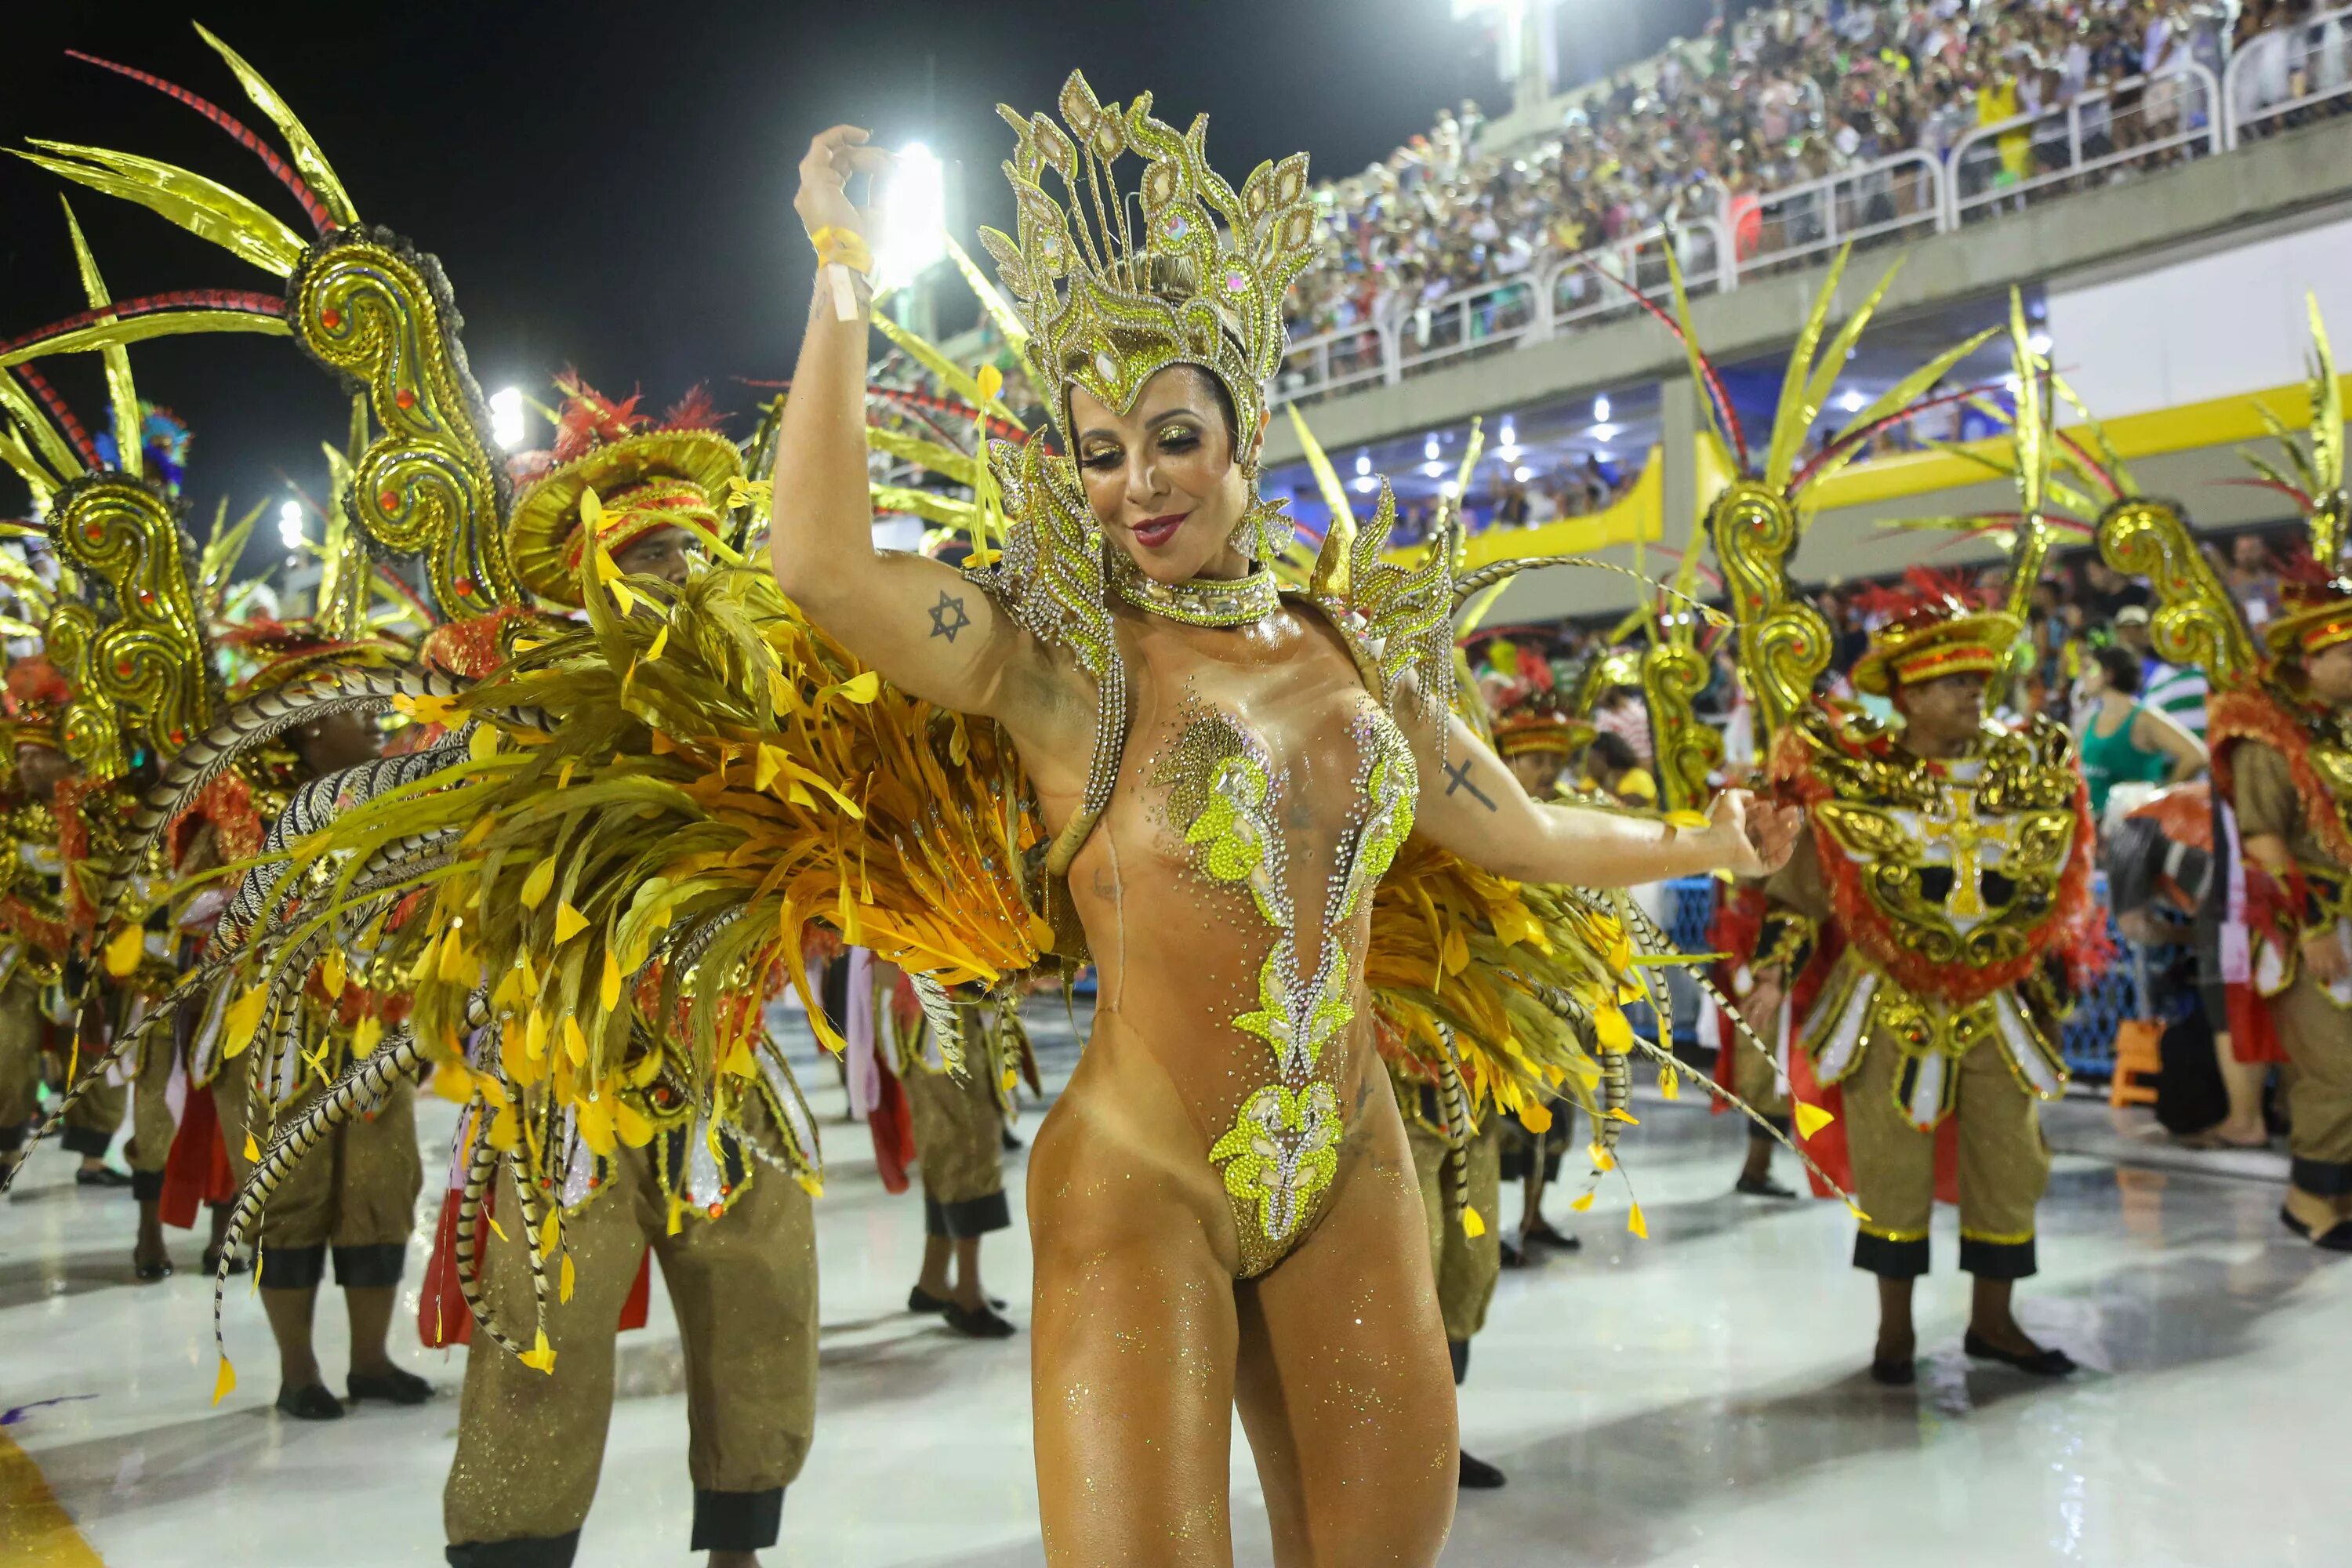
[1443,756,1497,811]
[927,590,971,644]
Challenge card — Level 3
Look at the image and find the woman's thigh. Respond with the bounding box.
[1232,1094,1456,1568]
[1029,1064,1245,1568]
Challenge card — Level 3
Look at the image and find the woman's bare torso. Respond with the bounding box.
[1032,598,1417,1279]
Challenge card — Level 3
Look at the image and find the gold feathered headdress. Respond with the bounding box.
[981,71,1316,460]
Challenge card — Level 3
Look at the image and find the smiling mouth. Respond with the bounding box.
[1131,513,1185,548]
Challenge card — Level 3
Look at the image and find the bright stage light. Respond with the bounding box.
[1513,464,1534,482]
[1352,474,1381,493]
[1591,422,1617,444]
[1421,460,1447,477]
[1424,434,1442,462]
[1355,450,1371,476]
[2027,330,2053,357]
[1440,480,1461,499]
[1838,388,1868,413]
[1592,394,1611,423]
[278,499,304,550]
[877,142,947,289]
[488,387,526,451]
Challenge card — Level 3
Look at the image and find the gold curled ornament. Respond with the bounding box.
[1712,479,1831,739]
[1642,641,1720,816]
[43,471,216,780]
[2095,497,2256,692]
[289,232,515,616]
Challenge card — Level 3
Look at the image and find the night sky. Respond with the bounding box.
[0,1,1710,556]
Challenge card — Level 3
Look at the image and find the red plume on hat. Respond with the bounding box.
[550,370,648,462]
[1849,567,1998,633]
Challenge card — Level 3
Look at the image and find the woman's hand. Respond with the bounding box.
[795,125,889,248]
[1705,789,1802,878]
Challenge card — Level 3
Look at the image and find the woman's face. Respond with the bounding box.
[1068,365,1260,584]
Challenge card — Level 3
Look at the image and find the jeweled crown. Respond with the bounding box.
[982,71,1317,451]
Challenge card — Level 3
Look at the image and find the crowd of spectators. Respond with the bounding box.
[1287,0,2278,343]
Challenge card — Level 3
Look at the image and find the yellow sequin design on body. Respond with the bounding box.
[1163,709,1417,1270]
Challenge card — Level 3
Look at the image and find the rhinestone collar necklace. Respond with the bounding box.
[1112,563,1280,628]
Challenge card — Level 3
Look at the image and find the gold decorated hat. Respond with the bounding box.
[1848,572,2020,697]
[506,376,740,608]
[2263,573,2352,663]
[1494,702,1595,758]
[1486,647,1595,757]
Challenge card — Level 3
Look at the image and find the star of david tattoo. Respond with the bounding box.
[927,590,971,644]
[1443,757,1497,811]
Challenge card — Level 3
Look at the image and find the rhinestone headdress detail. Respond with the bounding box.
[981,72,1317,467]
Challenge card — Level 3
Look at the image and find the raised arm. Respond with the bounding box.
[770,127,1061,731]
[1410,707,1798,887]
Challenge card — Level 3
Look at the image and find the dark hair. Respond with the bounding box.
[1588,731,1641,773]
[2093,644,2141,695]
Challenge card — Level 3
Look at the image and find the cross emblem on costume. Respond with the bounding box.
[927,590,971,644]
[1914,782,2017,924]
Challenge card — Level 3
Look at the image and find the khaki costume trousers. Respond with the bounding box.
[0,969,122,1160]
[1730,1029,1791,1125]
[902,1052,1010,1237]
[1404,1117,1502,1345]
[1843,1021,2049,1279]
[442,1118,818,1563]
[217,1068,422,1290]
[2270,969,2352,1194]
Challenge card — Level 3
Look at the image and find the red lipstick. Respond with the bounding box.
[1131,512,1185,548]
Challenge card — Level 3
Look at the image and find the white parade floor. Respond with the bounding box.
[4,1004,2350,1566]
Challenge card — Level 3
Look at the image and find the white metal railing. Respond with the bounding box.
[1950,62,2223,225]
[1740,149,1946,275]
[1394,270,1546,374]
[1276,318,1394,404]
[1273,219,1731,407]
[1548,219,1732,334]
[2227,5,2352,145]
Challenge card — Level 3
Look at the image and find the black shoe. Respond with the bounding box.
[1523,1220,1581,1251]
[201,1245,250,1277]
[2279,1205,2352,1251]
[1869,1357,1915,1386]
[1458,1450,1506,1489]
[942,1301,1018,1339]
[1962,1330,2077,1377]
[347,1367,433,1406]
[1000,1127,1025,1152]
[909,1284,1007,1314]
[1736,1174,1799,1199]
[1499,1238,1530,1269]
[132,1252,172,1283]
[274,1383,345,1421]
[76,1166,134,1189]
